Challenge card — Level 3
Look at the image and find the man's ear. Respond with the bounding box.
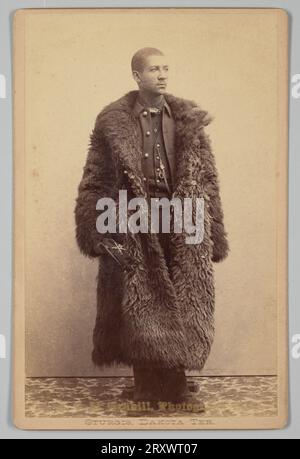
[132,70,141,85]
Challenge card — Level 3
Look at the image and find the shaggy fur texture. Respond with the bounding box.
[74,90,229,371]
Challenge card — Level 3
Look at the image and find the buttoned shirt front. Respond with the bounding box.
[133,94,176,199]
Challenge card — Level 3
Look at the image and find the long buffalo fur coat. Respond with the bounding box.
[75,89,229,371]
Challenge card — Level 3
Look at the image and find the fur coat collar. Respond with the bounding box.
[96,90,212,199]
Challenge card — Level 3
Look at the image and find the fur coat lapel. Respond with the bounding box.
[96,90,212,199]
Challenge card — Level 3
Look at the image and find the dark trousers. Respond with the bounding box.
[133,364,189,403]
[132,222,189,402]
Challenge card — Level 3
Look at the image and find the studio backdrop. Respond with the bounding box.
[23,9,280,377]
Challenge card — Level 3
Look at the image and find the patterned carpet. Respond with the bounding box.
[25,376,277,418]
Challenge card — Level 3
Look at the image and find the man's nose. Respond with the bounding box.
[158,72,167,80]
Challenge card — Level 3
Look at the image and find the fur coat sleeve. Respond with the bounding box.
[200,126,229,262]
[74,115,124,258]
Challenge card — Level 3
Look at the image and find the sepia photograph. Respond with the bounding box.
[13,8,288,430]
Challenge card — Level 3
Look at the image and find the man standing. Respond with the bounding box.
[75,47,229,413]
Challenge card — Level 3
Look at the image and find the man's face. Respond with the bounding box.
[133,54,169,95]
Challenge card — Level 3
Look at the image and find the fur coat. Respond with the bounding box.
[74,90,229,371]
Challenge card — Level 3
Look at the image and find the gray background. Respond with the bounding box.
[0,0,299,439]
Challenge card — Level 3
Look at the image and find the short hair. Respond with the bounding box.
[131,47,164,73]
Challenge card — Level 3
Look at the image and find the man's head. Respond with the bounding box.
[131,47,169,96]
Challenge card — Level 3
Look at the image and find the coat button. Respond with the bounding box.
[142,111,148,117]
[156,143,160,148]
[143,176,147,181]
[124,169,128,174]
[146,131,150,137]
[144,153,149,158]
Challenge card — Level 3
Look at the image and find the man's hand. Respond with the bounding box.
[95,238,127,267]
